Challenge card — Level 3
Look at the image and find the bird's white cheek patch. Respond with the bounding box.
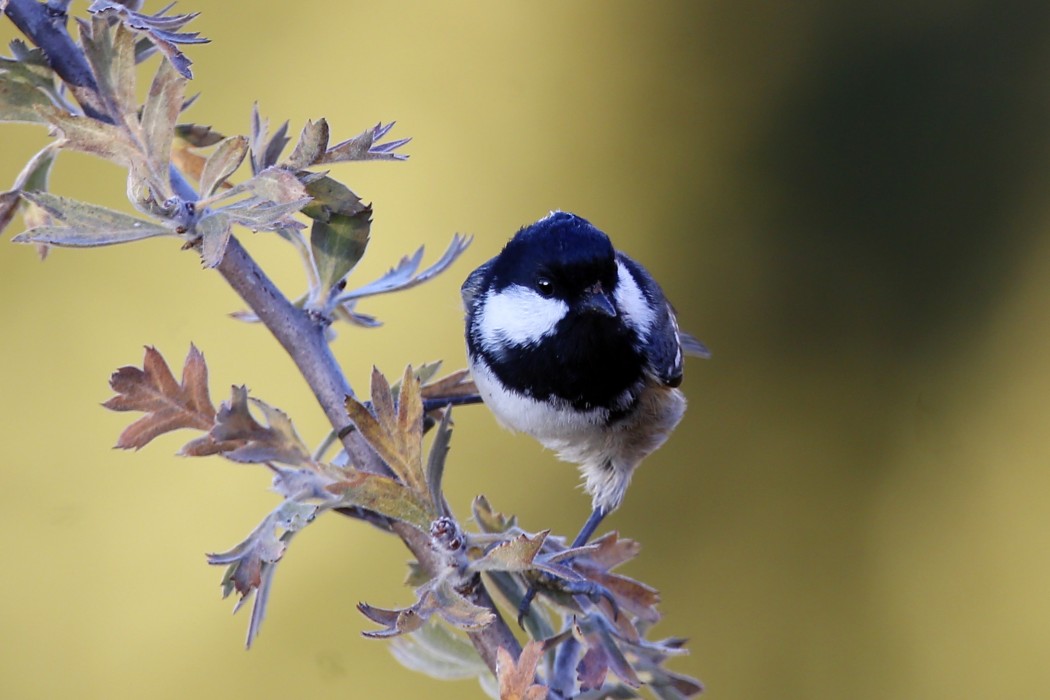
[614,261,655,336]
[479,284,568,348]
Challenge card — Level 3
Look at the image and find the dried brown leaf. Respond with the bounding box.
[577,644,609,692]
[175,123,225,147]
[358,575,493,639]
[497,640,548,700]
[103,345,215,449]
[420,368,478,402]
[575,617,641,688]
[471,531,549,573]
[343,366,430,496]
[576,566,661,624]
[579,532,642,570]
[209,386,313,467]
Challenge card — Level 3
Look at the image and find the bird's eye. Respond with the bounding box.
[536,278,554,297]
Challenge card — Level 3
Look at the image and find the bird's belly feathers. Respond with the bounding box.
[471,358,686,511]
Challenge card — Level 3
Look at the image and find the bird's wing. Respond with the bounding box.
[617,253,687,388]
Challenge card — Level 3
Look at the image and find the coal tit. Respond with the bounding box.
[462,211,708,552]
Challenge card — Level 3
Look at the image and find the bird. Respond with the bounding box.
[462,211,708,611]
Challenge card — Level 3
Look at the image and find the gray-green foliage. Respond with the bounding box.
[1,2,702,697]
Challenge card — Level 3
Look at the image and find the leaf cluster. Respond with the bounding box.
[1,2,466,327]
[3,3,704,697]
[104,346,475,647]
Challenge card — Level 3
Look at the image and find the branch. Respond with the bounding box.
[6,1,521,673]
[3,0,108,121]
[215,234,521,668]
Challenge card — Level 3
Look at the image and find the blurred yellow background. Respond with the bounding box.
[4,1,1050,698]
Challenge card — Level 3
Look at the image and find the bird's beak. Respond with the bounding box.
[578,283,617,317]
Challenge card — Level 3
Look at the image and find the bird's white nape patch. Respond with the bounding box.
[614,261,655,336]
[478,284,569,348]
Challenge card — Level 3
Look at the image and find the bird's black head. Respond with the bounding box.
[488,212,619,309]
[470,212,646,412]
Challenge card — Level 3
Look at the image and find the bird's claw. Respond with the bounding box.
[516,573,619,628]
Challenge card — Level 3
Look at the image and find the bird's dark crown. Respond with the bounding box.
[489,212,618,299]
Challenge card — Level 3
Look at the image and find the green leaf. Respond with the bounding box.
[249,105,289,173]
[199,135,248,197]
[140,55,187,182]
[310,206,370,296]
[11,192,171,247]
[471,495,517,533]
[286,118,329,169]
[321,122,410,163]
[326,470,434,530]
[0,75,52,123]
[301,174,364,220]
[36,105,138,164]
[221,197,311,232]
[0,143,57,237]
[389,620,489,681]
[470,531,549,573]
[426,408,453,516]
[196,211,232,268]
[429,578,496,630]
[81,19,138,124]
[0,50,56,93]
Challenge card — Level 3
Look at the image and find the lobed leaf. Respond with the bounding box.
[420,368,479,403]
[140,55,188,188]
[286,118,329,169]
[471,531,549,573]
[249,105,289,174]
[103,345,215,449]
[208,386,314,468]
[497,640,549,700]
[336,233,472,302]
[0,73,53,123]
[89,0,209,78]
[174,122,225,147]
[326,470,434,531]
[35,105,138,164]
[199,135,248,197]
[320,121,410,163]
[221,196,311,232]
[0,143,57,238]
[471,495,517,534]
[343,367,431,497]
[428,577,496,631]
[389,620,489,681]
[425,408,453,516]
[207,502,318,648]
[196,211,232,268]
[81,19,138,125]
[574,617,641,689]
[12,191,172,247]
[0,46,57,93]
